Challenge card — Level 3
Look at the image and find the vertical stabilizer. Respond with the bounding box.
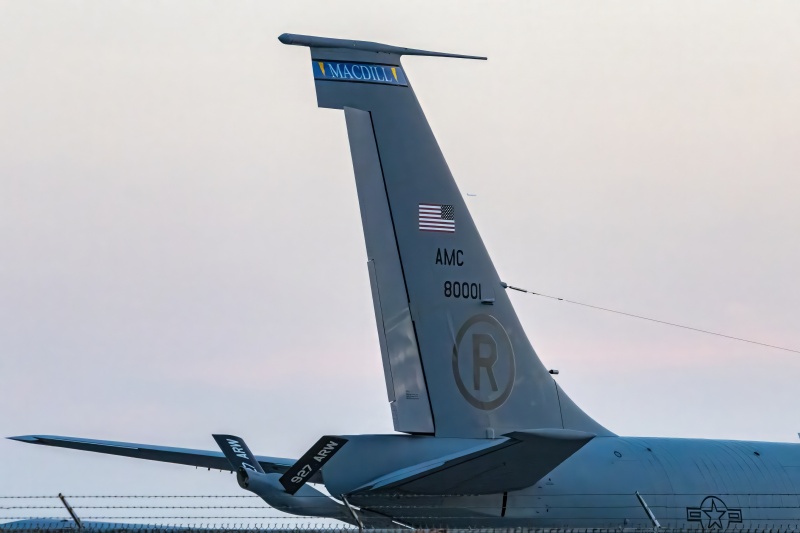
[281,34,611,438]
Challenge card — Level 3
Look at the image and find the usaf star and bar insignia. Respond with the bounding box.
[687,496,743,531]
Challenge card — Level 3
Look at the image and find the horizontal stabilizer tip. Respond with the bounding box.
[278,33,486,60]
[8,435,38,442]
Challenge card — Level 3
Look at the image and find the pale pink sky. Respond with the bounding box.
[1,0,799,506]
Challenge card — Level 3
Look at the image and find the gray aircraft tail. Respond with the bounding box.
[281,34,611,439]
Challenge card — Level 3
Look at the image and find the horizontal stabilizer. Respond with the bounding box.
[355,429,594,495]
[9,434,293,475]
[279,33,486,60]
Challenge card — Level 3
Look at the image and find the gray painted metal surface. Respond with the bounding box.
[306,34,609,439]
[8,435,294,476]
[9,33,800,532]
[344,107,434,433]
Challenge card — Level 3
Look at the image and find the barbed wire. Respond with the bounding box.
[5,493,800,532]
[0,496,261,499]
[6,504,800,511]
[6,513,800,521]
[0,517,798,533]
[4,492,800,498]
[3,517,344,520]
[6,523,796,533]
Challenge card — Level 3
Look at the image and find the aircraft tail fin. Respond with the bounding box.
[281,34,611,438]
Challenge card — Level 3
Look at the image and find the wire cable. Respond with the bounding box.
[501,282,800,354]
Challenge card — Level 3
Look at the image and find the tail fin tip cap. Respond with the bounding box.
[7,435,39,443]
[278,33,486,60]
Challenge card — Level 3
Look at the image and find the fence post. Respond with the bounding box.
[57,493,82,530]
[341,495,363,533]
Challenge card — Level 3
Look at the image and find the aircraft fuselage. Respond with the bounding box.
[344,436,800,529]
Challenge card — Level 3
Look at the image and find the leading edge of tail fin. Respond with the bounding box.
[281,34,612,438]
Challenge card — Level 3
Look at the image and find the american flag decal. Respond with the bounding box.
[419,203,455,233]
